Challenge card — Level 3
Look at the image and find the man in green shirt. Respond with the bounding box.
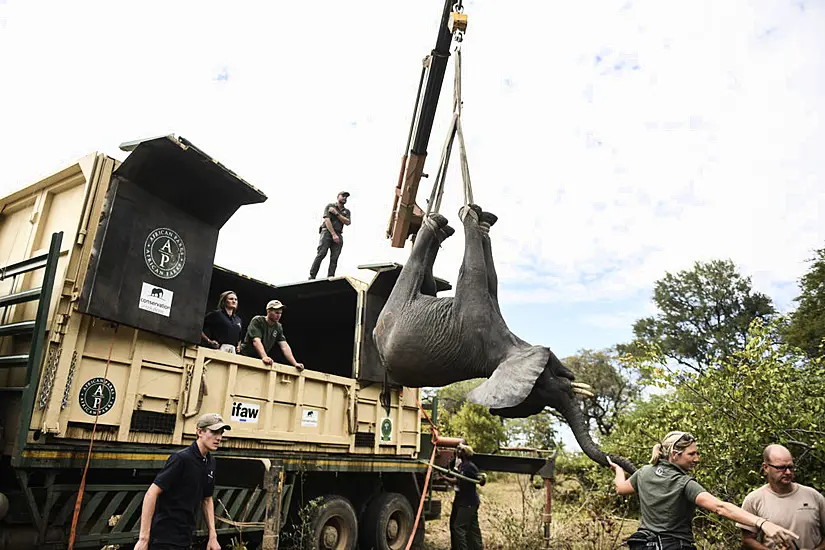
[239,300,304,369]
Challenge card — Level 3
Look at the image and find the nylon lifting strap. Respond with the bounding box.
[425,39,474,217]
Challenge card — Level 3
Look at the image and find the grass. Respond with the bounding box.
[423,474,639,550]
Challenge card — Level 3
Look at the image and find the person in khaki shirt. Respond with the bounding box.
[739,444,825,550]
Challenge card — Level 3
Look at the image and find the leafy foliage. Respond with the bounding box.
[564,349,641,436]
[505,411,558,450]
[618,260,775,373]
[609,319,825,544]
[784,247,825,358]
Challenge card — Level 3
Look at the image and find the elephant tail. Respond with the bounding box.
[467,346,549,410]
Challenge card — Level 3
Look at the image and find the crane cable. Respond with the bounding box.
[426,14,473,217]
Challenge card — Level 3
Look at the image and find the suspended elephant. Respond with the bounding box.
[374,204,636,473]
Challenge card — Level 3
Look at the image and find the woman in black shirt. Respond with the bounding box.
[201,291,242,353]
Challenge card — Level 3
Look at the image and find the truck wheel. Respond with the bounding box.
[306,495,358,550]
[361,492,415,550]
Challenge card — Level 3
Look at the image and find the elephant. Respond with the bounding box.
[374,204,636,473]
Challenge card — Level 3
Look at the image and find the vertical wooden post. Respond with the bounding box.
[262,462,283,550]
[537,451,557,549]
[543,478,553,548]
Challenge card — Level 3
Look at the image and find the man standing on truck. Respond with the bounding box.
[135,413,230,550]
[309,191,351,279]
[239,299,305,369]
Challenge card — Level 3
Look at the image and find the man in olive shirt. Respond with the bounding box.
[309,191,351,279]
[740,444,825,550]
[239,300,304,369]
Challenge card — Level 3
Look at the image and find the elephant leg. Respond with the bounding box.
[478,211,500,313]
[391,213,454,304]
[455,205,491,305]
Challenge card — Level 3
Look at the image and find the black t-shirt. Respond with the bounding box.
[454,460,481,507]
[202,308,242,347]
[150,442,216,547]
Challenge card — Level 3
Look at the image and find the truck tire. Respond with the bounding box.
[306,495,358,550]
[360,492,415,550]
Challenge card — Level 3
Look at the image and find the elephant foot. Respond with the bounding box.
[458,204,483,223]
[480,211,498,227]
[423,213,455,243]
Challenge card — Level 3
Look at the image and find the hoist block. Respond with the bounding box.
[449,12,468,34]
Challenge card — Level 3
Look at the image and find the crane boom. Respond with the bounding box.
[387,0,462,248]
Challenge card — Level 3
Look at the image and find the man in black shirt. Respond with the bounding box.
[449,444,484,550]
[135,413,230,550]
[309,191,351,279]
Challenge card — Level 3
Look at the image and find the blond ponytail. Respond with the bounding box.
[650,431,696,465]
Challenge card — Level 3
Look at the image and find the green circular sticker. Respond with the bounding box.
[380,418,393,442]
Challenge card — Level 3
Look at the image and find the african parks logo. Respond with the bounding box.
[144,228,186,279]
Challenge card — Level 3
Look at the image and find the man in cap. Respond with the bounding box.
[449,443,484,550]
[239,300,304,369]
[135,413,230,550]
[739,444,825,550]
[309,191,351,279]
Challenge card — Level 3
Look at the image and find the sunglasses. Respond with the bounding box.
[678,432,696,443]
[766,463,794,472]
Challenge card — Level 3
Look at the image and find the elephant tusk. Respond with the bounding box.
[573,387,595,398]
[571,382,592,391]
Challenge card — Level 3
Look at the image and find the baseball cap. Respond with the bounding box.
[457,443,474,457]
[338,191,350,197]
[266,299,285,311]
[197,413,231,431]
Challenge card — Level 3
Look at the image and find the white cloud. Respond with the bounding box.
[1,0,822,317]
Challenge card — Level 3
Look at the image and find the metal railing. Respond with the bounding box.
[0,231,64,464]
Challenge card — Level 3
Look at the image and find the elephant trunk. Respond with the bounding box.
[558,395,637,474]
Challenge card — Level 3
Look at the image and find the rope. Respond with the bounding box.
[406,397,440,550]
[67,322,118,549]
[425,42,474,217]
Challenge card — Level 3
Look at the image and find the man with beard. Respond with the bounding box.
[309,191,351,279]
[739,444,825,550]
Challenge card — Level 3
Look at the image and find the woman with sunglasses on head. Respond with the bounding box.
[607,431,799,550]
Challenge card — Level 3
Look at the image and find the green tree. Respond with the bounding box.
[564,348,641,436]
[618,259,775,373]
[505,411,558,450]
[784,247,825,357]
[608,319,825,545]
[447,402,508,454]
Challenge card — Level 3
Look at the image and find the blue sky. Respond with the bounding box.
[1,0,823,449]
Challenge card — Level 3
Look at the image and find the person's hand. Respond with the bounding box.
[134,537,149,550]
[332,234,341,244]
[761,521,799,548]
[606,456,623,473]
[206,535,221,550]
[329,207,339,215]
[210,339,219,349]
[294,362,305,370]
[236,343,241,353]
[262,356,273,366]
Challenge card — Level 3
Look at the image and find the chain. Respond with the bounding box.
[61,351,77,410]
[38,346,61,410]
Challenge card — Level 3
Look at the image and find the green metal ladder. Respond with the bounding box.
[0,231,64,462]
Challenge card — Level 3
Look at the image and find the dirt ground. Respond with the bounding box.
[422,474,639,550]
[423,475,542,549]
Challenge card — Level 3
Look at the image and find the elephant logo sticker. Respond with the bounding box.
[139,282,174,317]
[144,228,186,279]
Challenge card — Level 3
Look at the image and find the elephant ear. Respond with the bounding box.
[467,345,550,409]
